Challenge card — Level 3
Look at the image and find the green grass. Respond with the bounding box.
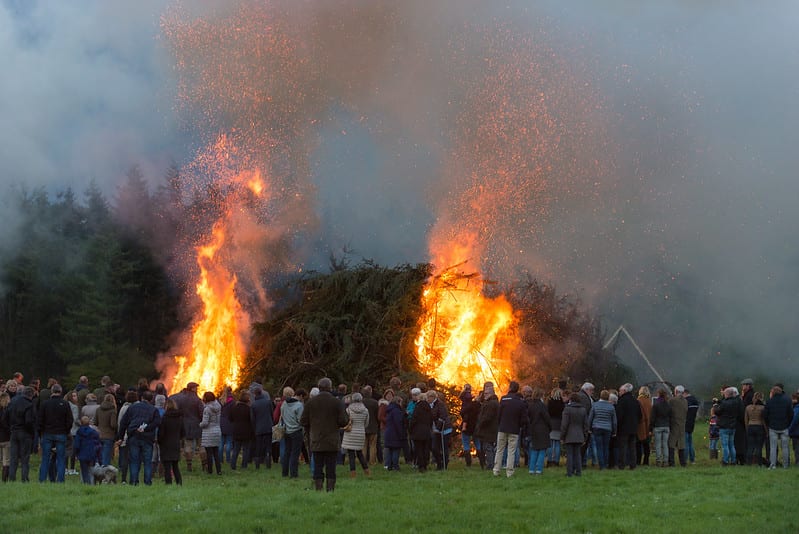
[2,427,796,533]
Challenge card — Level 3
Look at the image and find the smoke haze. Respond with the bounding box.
[2,0,798,386]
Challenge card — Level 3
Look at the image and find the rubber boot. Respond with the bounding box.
[314,479,323,491]
[326,478,336,492]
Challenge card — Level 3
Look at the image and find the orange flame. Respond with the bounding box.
[172,222,245,393]
[415,233,519,392]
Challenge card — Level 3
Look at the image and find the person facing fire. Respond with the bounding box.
[170,382,205,472]
[300,377,349,491]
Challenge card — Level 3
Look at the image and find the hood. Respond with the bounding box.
[284,397,299,405]
[348,402,368,414]
[205,400,221,414]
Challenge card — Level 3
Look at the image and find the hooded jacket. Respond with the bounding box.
[279,397,303,434]
[38,395,73,436]
[341,401,369,450]
[73,425,100,462]
[158,408,185,462]
[95,399,118,440]
[199,400,222,448]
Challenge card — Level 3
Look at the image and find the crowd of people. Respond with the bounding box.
[0,371,797,489]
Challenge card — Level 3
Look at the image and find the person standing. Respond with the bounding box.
[683,388,700,464]
[716,387,744,466]
[547,388,566,467]
[789,393,799,466]
[526,387,552,475]
[0,393,10,482]
[460,385,480,467]
[170,382,204,472]
[636,387,652,466]
[73,416,100,485]
[577,383,595,468]
[361,385,380,466]
[37,384,73,483]
[342,392,371,478]
[199,392,222,476]
[763,385,794,469]
[744,392,767,465]
[300,377,349,491]
[249,385,273,470]
[116,390,161,485]
[95,394,117,467]
[8,386,36,482]
[279,387,304,478]
[738,379,755,465]
[383,395,406,471]
[650,389,671,467]
[429,391,452,471]
[474,383,500,470]
[561,392,589,477]
[409,388,433,473]
[158,399,185,485]
[493,381,528,477]
[668,385,688,467]
[615,383,640,470]
[229,390,254,470]
[588,390,616,470]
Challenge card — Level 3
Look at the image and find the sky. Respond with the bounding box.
[1,0,798,385]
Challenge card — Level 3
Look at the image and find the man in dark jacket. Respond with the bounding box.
[249,385,273,469]
[169,382,204,472]
[615,383,641,470]
[37,384,73,483]
[8,386,36,482]
[300,377,349,491]
[429,390,452,470]
[715,387,744,466]
[474,383,500,470]
[117,390,161,485]
[684,388,700,463]
[460,385,480,467]
[578,383,595,468]
[493,381,528,477]
[764,385,794,469]
[361,385,380,465]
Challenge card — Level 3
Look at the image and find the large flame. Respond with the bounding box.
[173,222,245,393]
[415,233,519,392]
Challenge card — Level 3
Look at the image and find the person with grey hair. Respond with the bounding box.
[341,392,370,478]
[578,383,595,468]
[615,383,640,470]
[300,377,349,491]
[668,385,688,467]
[37,383,73,482]
[8,386,36,481]
[764,385,794,469]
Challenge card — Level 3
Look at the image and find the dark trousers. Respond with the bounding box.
[566,443,582,476]
[637,438,650,465]
[205,446,221,474]
[347,449,368,472]
[746,425,765,465]
[617,434,637,469]
[163,460,182,485]
[282,430,303,478]
[118,445,129,482]
[252,434,272,468]
[9,432,33,482]
[668,447,686,467]
[231,440,251,469]
[313,450,337,481]
[414,439,431,472]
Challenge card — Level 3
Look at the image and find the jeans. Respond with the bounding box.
[79,459,94,485]
[720,428,736,464]
[481,441,496,470]
[493,432,519,476]
[38,433,67,483]
[346,449,368,472]
[685,432,695,462]
[461,432,477,466]
[100,438,114,466]
[128,437,154,485]
[220,434,233,464]
[547,439,561,465]
[769,428,790,468]
[592,429,611,469]
[386,447,401,470]
[528,448,546,473]
[653,427,670,464]
[231,440,251,469]
[9,432,33,482]
[746,425,765,464]
[281,430,303,478]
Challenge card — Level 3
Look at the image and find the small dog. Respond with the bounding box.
[91,464,119,485]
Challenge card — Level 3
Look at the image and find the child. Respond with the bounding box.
[708,399,720,460]
[73,416,100,485]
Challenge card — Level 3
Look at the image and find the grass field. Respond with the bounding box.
[2,426,796,533]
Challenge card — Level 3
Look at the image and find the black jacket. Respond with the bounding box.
[764,392,794,431]
[497,393,528,435]
[526,399,552,450]
[685,395,700,433]
[616,392,641,436]
[716,396,744,430]
[8,394,36,435]
[157,408,185,462]
[229,401,254,441]
[650,398,672,429]
[38,395,73,435]
[250,393,274,436]
[474,396,500,443]
[409,399,433,441]
[460,398,481,435]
